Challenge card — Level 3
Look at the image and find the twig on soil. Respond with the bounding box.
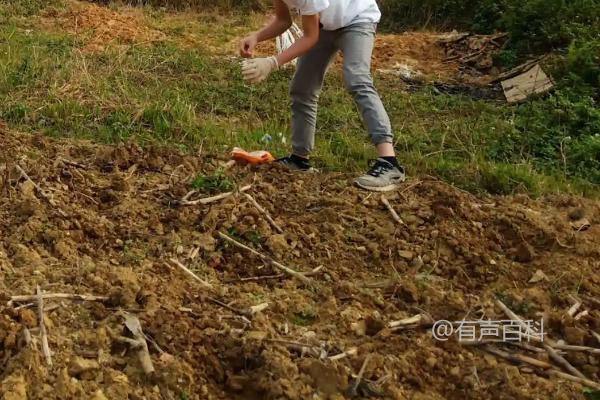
[328,347,358,361]
[581,295,600,309]
[483,345,553,369]
[16,164,67,216]
[243,192,283,233]
[494,299,543,342]
[218,232,312,284]
[9,293,109,306]
[206,297,252,318]
[574,310,589,321]
[37,286,52,367]
[169,258,213,290]
[179,185,251,206]
[120,312,155,376]
[551,343,600,355]
[380,195,405,225]
[224,266,323,283]
[592,331,600,345]
[546,370,600,391]
[351,354,372,395]
[567,299,582,317]
[388,314,422,328]
[543,343,587,380]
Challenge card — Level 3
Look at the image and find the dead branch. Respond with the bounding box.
[218,232,312,284]
[494,299,543,343]
[574,310,589,321]
[9,293,108,306]
[380,195,405,225]
[179,184,251,206]
[243,193,283,233]
[350,354,372,396]
[206,297,252,318]
[388,314,422,328]
[547,369,600,391]
[37,286,52,367]
[328,347,358,361]
[567,300,582,317]
[592,331,600,344]
[552,343,600,355]
[224,266,323,283]
[169,258,213,290]
[543,344,587,380]
[483,345,553,369]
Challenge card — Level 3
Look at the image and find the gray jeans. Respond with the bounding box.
[290,22,393,157]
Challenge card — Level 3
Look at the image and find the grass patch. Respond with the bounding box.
[0,2,598,197]
[191,169,234,193]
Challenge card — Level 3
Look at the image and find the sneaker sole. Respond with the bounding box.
[354,177,406,192]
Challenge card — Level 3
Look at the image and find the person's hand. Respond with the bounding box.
[241,56,279,83]
[239,34,258,58]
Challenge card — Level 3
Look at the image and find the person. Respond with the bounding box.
[239,0,405,192]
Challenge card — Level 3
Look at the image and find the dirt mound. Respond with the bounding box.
[41,0,165,52]
[1,128,599,399]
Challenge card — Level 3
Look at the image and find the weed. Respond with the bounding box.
[191,169,234,193]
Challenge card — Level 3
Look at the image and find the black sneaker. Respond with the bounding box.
[275,154,315,172]
[354,158,406,192]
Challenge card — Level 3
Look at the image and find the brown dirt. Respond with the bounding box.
[1,128,599,399]
[40,0,166,52]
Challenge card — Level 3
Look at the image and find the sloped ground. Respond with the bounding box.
[37,0,471,82]
[1,128,599,399]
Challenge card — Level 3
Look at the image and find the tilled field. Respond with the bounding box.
[0,129,599,399]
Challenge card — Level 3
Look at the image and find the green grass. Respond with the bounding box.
[0,1,598,197]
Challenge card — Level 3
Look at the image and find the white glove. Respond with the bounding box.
[241,56,278,83]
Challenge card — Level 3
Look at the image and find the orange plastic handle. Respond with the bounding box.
[231,149,275,165]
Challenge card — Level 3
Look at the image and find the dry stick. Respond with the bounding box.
[552,343,600,356]
[243,193,283,233]
[380,195,405,225]
[574,310,589,321]
[352,354,372,394]
[483,345,553,370]
[206,297,252,318]
[543,344,587,380]
[37,286,52,367]
[225,266,323,283]
[547,370,600,391]
[218,232,311,284]
[567,301,582,317]
[592,331,600,345]
[9,293,109,306]
[389,314,422,329]
[329,347,358,361]
[494,299,543,343]
[169,258,213,289]
[180,185,251,206]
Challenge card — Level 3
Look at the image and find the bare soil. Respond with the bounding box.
[1,128,599,399]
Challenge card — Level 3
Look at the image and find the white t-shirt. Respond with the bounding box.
[282,0,381,31]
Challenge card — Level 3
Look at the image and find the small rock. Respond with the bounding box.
[449,366,460,377]
[91,390,109,400]
[410,256,424,269]
[528,269,548,283]
[513,242,535,263]
[398,250,414,260]
[425,356,437,368]
[68,356,100,377]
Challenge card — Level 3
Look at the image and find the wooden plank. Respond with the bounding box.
[501,64,554,103]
